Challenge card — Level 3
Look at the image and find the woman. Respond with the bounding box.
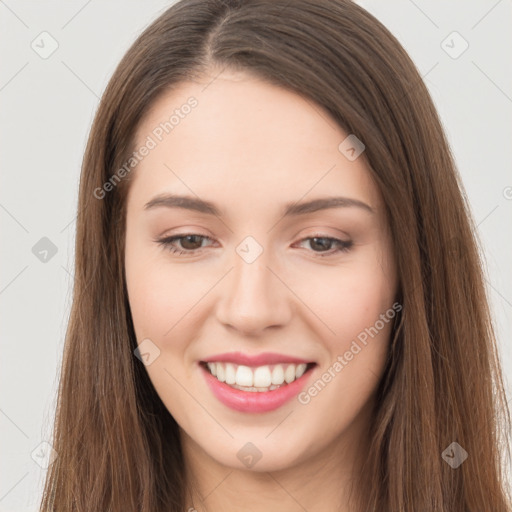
[40,0,512,510]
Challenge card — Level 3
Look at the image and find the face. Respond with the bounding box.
[124,69,398,473]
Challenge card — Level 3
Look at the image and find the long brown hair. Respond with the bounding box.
[40,1,512,510]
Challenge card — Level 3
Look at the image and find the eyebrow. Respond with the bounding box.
[143,194,374,217]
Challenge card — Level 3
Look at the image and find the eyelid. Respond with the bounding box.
[155,232,353,257]
[154,233,216,250]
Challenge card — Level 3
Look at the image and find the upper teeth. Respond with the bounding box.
[206,362,308,387]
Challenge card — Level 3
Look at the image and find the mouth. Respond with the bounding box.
[199,360,317,392]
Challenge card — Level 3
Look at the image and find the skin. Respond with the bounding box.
[124,69,398,511]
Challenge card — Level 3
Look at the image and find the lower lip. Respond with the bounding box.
[200,363,316,413]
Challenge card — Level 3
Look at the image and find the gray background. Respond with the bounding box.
[1,1,511,509]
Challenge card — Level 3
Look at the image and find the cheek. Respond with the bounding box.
[297,251,395,348]
[125,251,210,416]
[125,250,209,343]
[293,246,396,428]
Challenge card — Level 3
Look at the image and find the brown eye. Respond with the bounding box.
[296,236,353,256]
[178,235,205,250]
[156,234,213,255]
[309,237,334,252]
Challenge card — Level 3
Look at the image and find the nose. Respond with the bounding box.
[215,247,293,336]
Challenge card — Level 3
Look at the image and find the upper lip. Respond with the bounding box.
[201,351,315,367]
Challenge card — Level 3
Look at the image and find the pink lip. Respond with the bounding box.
[199,362,316,413]
[201,351,314,367]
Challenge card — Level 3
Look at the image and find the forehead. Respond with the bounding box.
[128,70,381,214]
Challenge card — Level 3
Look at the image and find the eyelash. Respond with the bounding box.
[155,234,353,258]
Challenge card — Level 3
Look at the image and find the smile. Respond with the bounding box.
[202,361,314,391]
[199,360,317,413]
